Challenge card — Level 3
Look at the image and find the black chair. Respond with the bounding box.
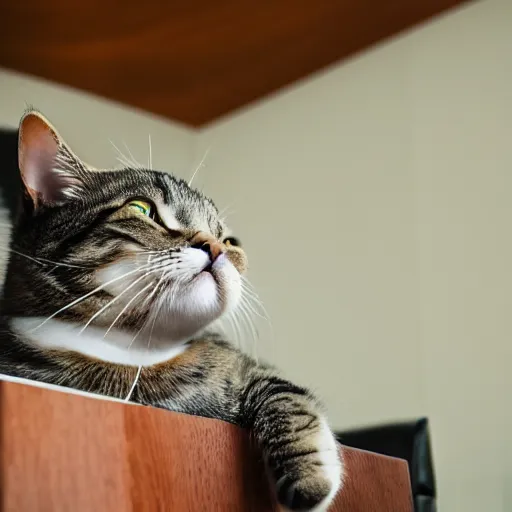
[336,417,436,512]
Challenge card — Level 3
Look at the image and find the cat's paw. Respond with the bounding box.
[274,418,343,512]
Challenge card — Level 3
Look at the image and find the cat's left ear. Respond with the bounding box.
[18,110,85,209]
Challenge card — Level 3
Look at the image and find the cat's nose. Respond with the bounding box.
[190,232,226,263]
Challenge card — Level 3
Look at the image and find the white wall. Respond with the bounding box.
[0,69,195,174]
[195,0,512,510]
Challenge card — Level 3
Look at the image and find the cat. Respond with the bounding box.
[0,110,342,511]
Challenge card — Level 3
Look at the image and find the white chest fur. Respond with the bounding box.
[11,317,187,367]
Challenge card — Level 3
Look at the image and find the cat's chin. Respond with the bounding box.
[152,254,242,342]
[96,251,242,343]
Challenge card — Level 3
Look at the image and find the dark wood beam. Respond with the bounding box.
[0,1,470,127]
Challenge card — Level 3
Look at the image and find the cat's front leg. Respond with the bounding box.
[239,371,343,511]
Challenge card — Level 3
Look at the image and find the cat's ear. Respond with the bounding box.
[18,110,85,209]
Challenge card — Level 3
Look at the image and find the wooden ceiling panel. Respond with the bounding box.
[0,1,470,127]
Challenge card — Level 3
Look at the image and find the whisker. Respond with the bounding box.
[126,324,146,352]
[8,249,91,269]
[123,140,143,169]
[109,140,135,169]
[237,300,256,338]
[240,292,270,324]
[31,259,171,332]
[106,260,171,343]
[225,308,243,349]
[237,301,259,358]
[135,248,180,259]
[125,268,175,355]
[188,148,210,187]
[124,270,170,402]
[44,264,59,279]
[115,156,133,169]
[8,250,49,267]
[79,268,164,334]
[241,280,274,346]
[103,281,154,338]
[217,204,236,220]
[148,134,152,169]
[125,365,143,402]
[241,277,263,295]
[233,307,250,351]
[241,279,271,322]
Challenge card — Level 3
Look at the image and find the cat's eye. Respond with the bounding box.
[128,200,154,218]
[224,236,241,248]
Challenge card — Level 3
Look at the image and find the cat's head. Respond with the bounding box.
[4,110,247,349]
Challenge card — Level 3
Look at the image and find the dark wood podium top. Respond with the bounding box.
[0,377,413,511]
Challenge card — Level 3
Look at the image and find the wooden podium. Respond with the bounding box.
[0,377,413,511]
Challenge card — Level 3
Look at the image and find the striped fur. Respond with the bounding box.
[0,111,342,511]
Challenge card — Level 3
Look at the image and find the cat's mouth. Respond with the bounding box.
[190,253,239,305]
[95,249,242,342]
[198,253,226,281]
[199,261,214,278]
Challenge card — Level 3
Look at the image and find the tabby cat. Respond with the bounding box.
[0,111,342,511]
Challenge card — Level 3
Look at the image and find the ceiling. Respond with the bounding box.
[0,1,470,127]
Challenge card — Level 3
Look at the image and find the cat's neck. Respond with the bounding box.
[10,317,188,367]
